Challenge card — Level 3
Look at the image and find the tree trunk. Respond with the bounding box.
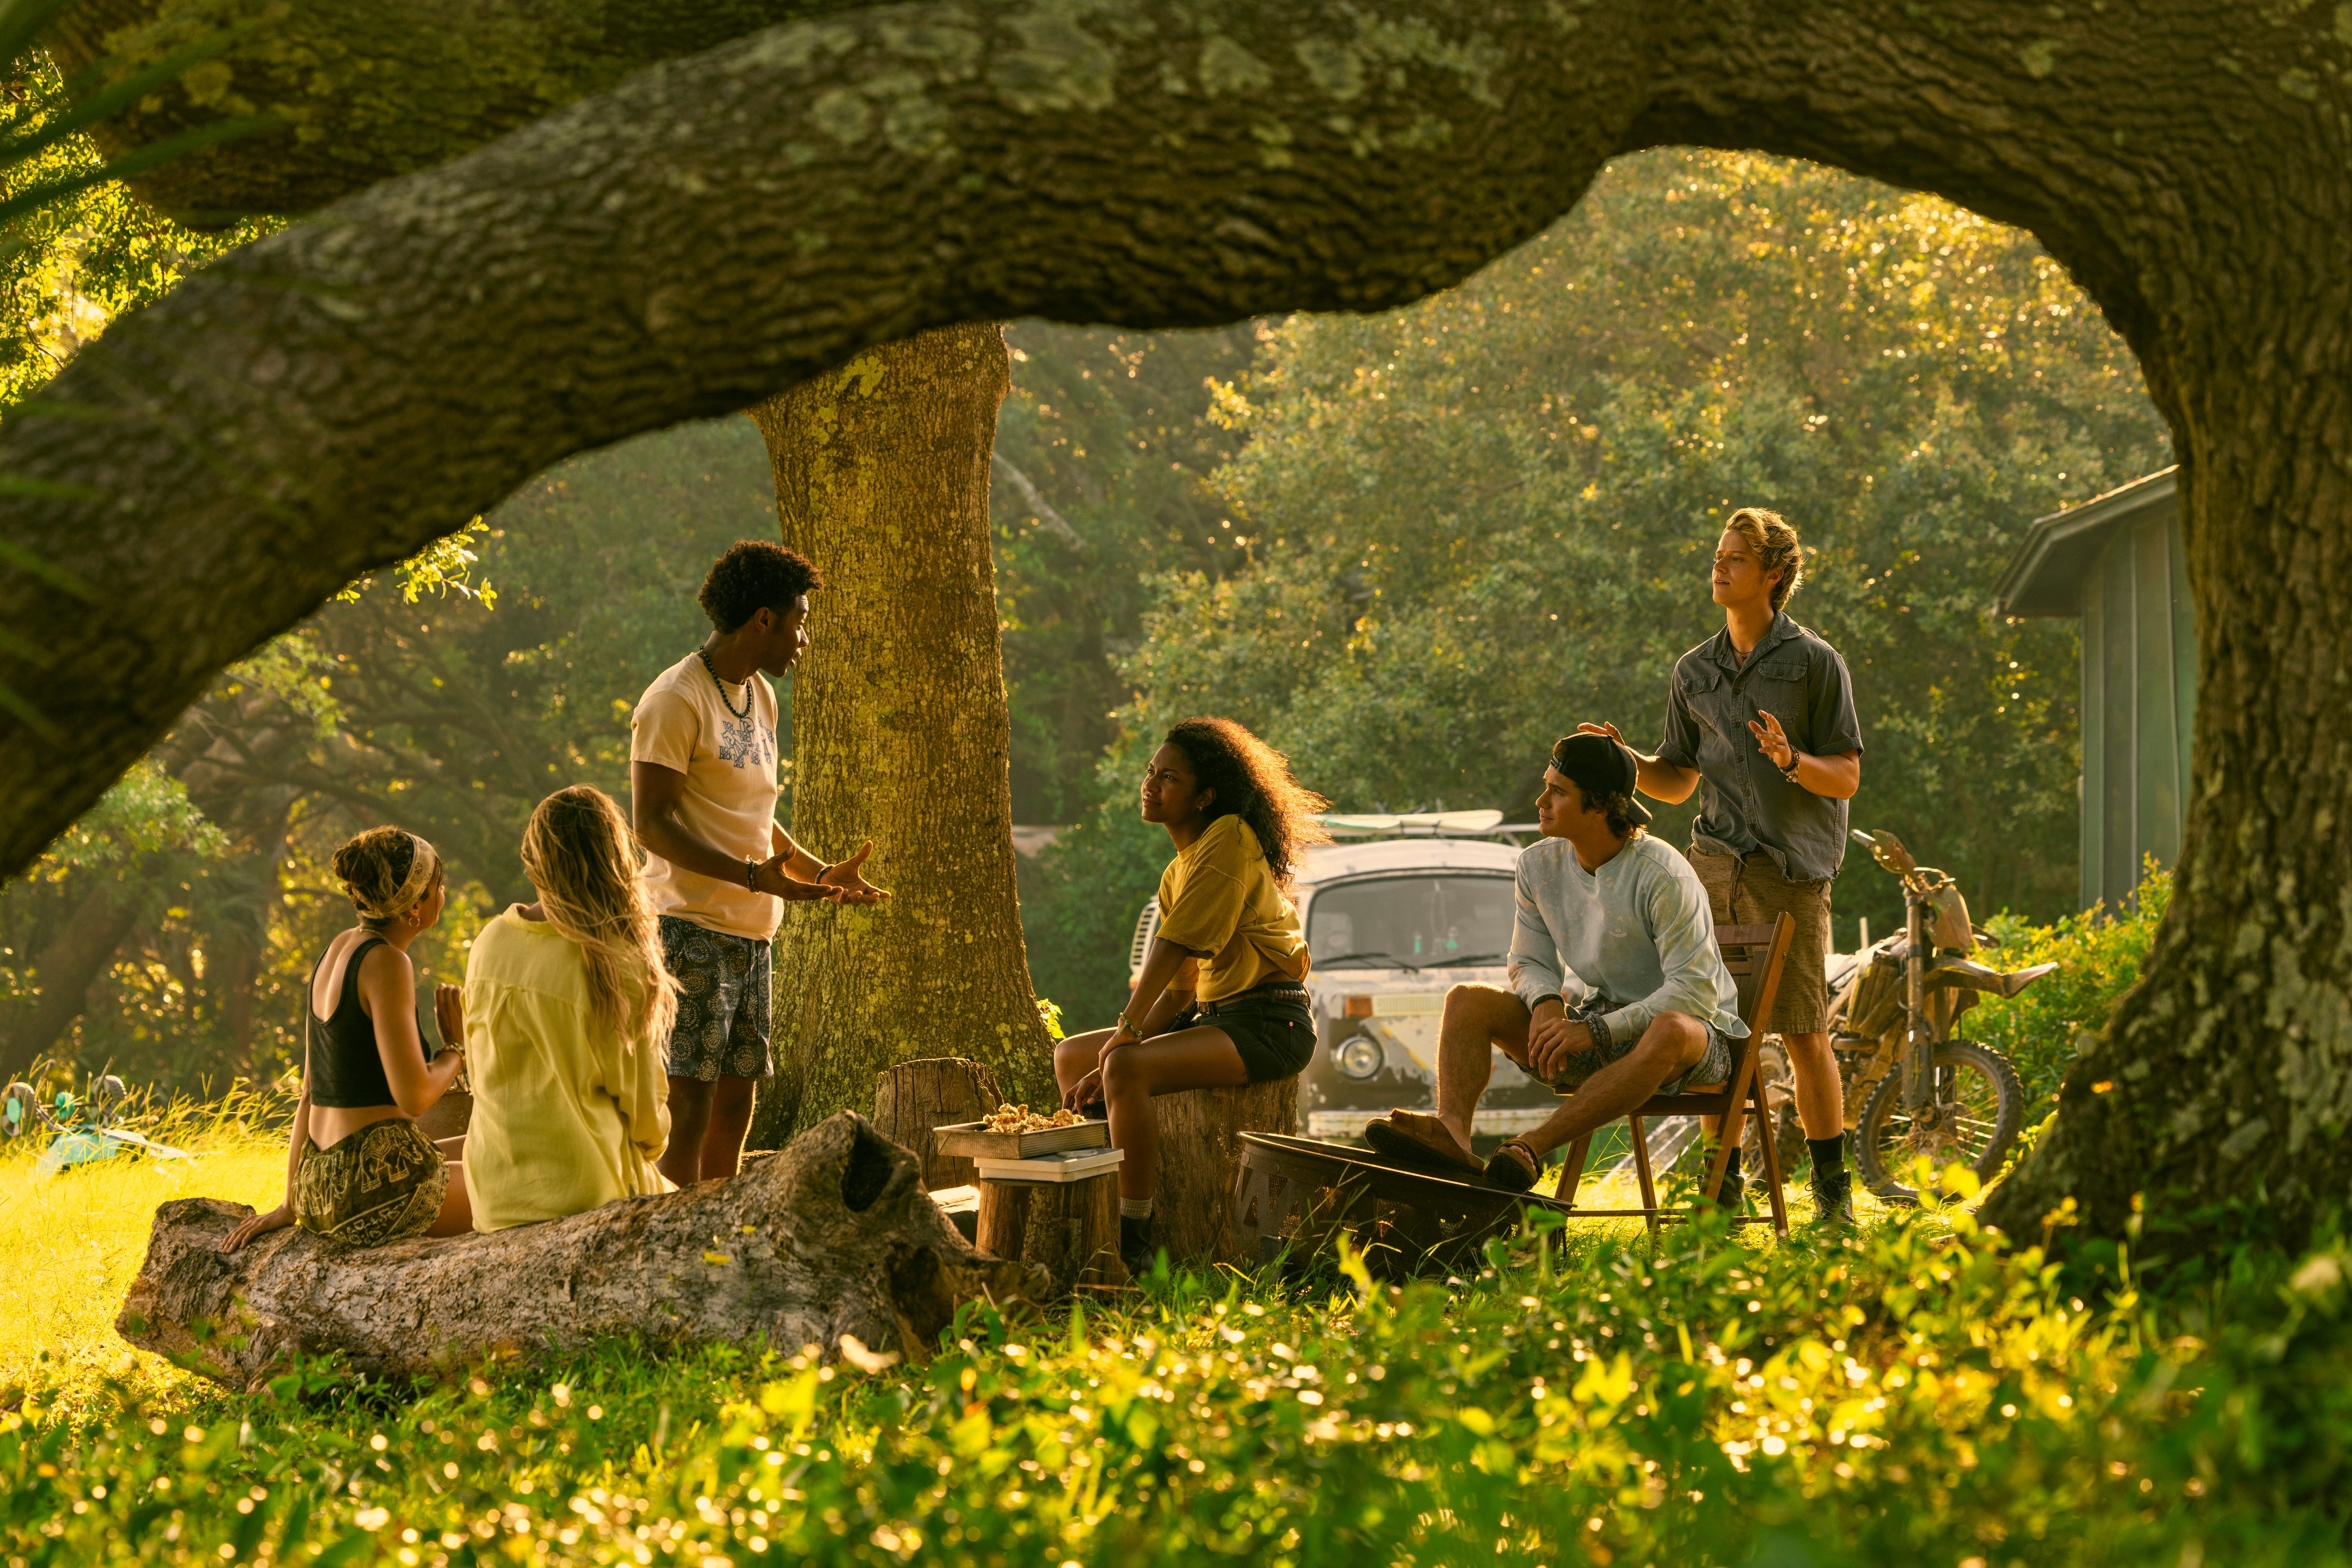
[1151,1080,1299,1266]
[973,1172,1126,1298]
[0,881,140,1080]
[874,1056,1004,1192]
[743,324,1055,1148]
[116,1111,1044,1394]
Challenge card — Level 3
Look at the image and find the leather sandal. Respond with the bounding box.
[1484,1136,1543,1193]
[1363,1111,1485,1176]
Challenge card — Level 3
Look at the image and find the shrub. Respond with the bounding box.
[1971,860,2170,1105]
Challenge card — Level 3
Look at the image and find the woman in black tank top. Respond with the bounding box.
[222,826,472,1252]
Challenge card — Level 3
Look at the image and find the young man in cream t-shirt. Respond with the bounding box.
[630,540,885,1188]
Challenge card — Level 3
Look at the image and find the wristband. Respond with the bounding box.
[744,858,759,892]
[1780,754,1803,785]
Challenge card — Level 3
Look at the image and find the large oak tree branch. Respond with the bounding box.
[48,0,870,217]
[0,1,1642,876]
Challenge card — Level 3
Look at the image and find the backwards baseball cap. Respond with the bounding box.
[1546,732,1653,826]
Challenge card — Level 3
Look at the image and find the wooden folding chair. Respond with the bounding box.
[1552,913,1797,1239]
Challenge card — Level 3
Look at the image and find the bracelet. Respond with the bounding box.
[743,858,759,892]
[1780,754,1803,785]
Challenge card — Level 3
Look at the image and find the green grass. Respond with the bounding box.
[7,1106,2351,1567]
[0,1094,289,1416]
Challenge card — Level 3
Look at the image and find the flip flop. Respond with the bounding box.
[1362,1111,1486,1177]
[1484,1136,1543,1194]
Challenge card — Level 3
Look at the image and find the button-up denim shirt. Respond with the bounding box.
[1656,612,1865,883]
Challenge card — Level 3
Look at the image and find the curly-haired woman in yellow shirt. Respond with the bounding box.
[1054,718,1329,1277]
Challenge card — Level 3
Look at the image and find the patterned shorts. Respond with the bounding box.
[1538,995,1737,1100]
[659,916,774,1082]
[293,1118,448,1248]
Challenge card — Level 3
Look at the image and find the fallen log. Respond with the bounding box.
[118,1111,1045,1393]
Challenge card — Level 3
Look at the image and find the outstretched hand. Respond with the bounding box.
[755,854,843,903]
[1746,708,1795,769]
[1576,720,1625,744]
[819,841,890,906]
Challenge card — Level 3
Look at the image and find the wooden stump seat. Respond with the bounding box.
[1150,1077,1299,1264]
[874,1056,1004,1191]
[975,1171,1126,1296]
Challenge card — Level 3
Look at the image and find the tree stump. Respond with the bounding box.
[116,1111,1045,1393]
[873,1057,1003,1191]
[974,1172,1126,1297]
[1151,1078,1300,1265]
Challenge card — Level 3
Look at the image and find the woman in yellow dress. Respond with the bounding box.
[1054,717,1329,1275]
[462,786,678,1230]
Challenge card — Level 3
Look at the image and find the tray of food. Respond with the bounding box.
[934,1103,1111,1159]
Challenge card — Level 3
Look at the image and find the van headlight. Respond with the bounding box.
[1333,1034,1384,1080]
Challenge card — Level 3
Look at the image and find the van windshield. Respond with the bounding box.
[1307,874,1516,970]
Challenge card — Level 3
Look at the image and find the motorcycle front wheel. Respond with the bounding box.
[1854,1039,2025,1203]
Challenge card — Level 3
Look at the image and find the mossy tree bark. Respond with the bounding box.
[743,324,1054,1149]
[3,0,2350,1256]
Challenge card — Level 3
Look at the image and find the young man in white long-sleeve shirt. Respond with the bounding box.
[1363,732,1748,1192]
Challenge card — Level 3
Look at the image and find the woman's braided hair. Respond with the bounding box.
[1162,718,1331,884]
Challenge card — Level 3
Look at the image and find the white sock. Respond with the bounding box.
[1120,1197,1153,1220]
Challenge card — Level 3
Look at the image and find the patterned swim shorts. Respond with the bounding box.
[1538,995,1738,1100]
[659,916,774,1082]
[293,1118,448,1248]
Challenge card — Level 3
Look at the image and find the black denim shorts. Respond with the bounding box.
[1167,980,1316,1083]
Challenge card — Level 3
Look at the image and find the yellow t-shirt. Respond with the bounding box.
[461,909,674,1233]
[1154,814,1309,1002]
[630,653,783,941]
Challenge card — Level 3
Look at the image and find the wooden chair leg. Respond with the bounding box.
[1628,1115,1659,1239]
[1699,1117,1735,1207]
[1557,1132,1593,1210]
[1753,1075,1789,1239]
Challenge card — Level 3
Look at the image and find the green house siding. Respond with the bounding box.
[1994,468,2194,914]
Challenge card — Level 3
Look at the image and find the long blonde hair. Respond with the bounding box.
[519,787,678,1041]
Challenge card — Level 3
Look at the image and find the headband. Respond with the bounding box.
[350,833,439,923]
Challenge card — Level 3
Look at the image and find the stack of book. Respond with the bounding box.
[969,1145,1124,1184]
[934,1116,1120,1184]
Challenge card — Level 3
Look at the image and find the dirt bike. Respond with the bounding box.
[1825,829,2056,1202]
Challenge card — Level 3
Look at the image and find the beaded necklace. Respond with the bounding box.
[696,648,755,721]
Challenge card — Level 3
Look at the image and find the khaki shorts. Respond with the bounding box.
[1689,849,1831,1034]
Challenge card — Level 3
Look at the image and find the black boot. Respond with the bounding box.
[1808,1140,1856,1230]
[1119,1213,1155,1279]
[1707,1147,1746,1213]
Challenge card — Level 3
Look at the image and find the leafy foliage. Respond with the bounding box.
[1972,860,2171,1105]
[0,51,272,411]
[18,760,223,876]
[990,321,1256,823]
[1113,150,2167,947]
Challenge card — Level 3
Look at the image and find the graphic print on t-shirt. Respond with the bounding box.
[717,713,777,770]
